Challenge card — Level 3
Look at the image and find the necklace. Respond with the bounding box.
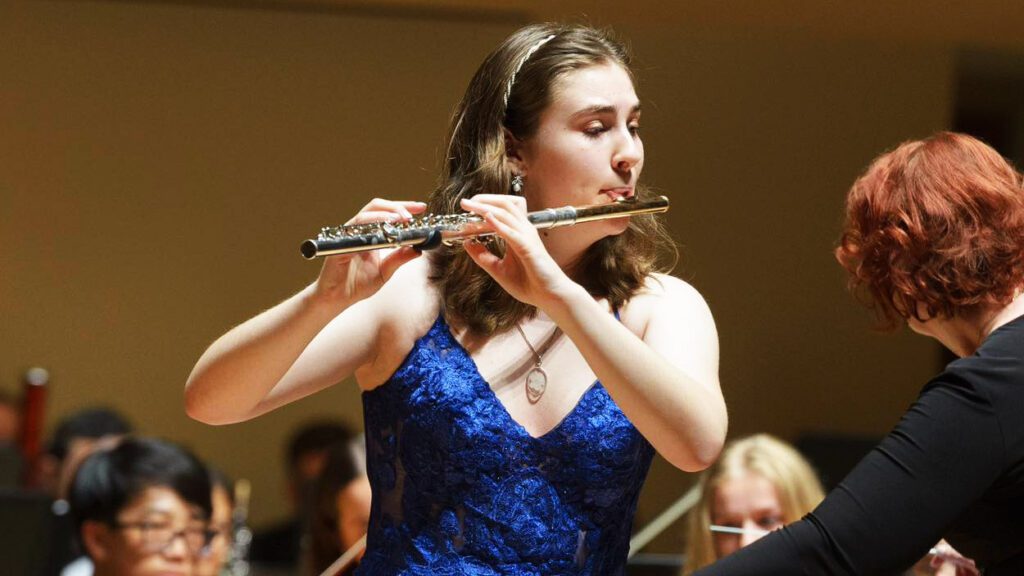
[514,323,560,404]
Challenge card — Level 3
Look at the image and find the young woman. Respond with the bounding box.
[694,132,1024,575]
[186,23,727,574]
[683,434,825,574]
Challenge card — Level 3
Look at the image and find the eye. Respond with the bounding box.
[628,121,641,135]
[584,122,608,136]
[755,515,783,530]
[139,520,171,531]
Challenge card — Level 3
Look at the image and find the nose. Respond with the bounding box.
[612,126,642,174]
[161,531,192,560]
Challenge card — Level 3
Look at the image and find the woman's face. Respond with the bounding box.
[710,473,785,558]
[516,62,643,241]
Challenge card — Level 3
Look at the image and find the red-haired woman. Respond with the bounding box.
[696,132,1024,576]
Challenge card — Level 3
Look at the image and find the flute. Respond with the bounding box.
[301,196,669,259]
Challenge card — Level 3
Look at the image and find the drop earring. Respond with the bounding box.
[511,174,524,194]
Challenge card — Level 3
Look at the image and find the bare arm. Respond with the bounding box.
[543,276,725,471]
[184,199,425,425]
[462,195,726,471]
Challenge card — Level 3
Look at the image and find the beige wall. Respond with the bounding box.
[1,0,523,526]
[0,0,1006,552]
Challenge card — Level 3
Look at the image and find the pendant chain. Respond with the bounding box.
[515,323,543,366]
[514,323,561,403]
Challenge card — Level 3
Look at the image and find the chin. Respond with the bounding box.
[606,216,631,235]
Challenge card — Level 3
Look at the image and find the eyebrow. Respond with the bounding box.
[570,103,641,120]
[131,505,203,520]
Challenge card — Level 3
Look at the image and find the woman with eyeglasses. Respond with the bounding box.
[682,434,825,575]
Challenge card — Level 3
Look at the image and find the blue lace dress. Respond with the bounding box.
[356,314,656,575]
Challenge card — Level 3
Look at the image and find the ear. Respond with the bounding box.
[80,520,115,562]
[503,128,528,175]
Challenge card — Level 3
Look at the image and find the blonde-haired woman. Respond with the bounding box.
[683,434,824,574]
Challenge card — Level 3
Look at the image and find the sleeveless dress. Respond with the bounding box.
[355,314,656,575]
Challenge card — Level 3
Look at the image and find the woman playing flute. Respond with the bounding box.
[185,23,726,575]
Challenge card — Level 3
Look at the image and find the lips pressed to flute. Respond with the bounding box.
[300,196,669,259]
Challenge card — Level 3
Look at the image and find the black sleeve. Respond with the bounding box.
[694,374,1006,576]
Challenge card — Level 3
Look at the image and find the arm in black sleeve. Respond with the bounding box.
[694,374,1006,576]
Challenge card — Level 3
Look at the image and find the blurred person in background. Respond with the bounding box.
[49,408,134,576]
[309,435,371,575]
[197,469,235,576]
[0,389,23,486]
[684,434,973,575]
[43,407,134,499]
[683,434,825,575]
[249,420,353,572]
[69,436,214,576]
[0,389,21,444]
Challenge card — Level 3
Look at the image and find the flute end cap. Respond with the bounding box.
[300,240,318,260]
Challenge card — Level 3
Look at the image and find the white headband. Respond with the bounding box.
[503,34,557,109]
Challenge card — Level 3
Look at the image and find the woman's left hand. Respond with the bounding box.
[460,194,576,309]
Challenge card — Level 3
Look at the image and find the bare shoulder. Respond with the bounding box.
[619,274,719,383]
[356,255,440,388]
[620,273,715,335]
[372,255,437,320]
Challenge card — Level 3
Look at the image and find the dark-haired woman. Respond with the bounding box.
[696,132,1024,575]
[185,23,726,575]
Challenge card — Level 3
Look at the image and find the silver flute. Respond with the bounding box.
[300,196,669,259]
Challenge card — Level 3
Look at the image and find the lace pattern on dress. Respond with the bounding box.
[357,315,655,575]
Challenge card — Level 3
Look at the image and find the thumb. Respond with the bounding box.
[379,247,421,281]
[463,240,501,272]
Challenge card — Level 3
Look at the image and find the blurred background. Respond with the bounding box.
[2,0,1023,568]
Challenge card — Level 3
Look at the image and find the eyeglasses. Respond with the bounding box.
[113,520,218,556]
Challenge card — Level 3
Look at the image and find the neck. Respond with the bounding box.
[943,293,1024,357]
[981,293,1024,340]
[540,226,594,271]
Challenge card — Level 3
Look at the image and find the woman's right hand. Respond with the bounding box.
[911,541,979,576]
[313,198,427,305]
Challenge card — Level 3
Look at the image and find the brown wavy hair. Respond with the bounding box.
[835,131,1024,329]
[428,22,676,336]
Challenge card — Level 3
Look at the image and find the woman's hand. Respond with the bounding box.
[313,199,427,306]
[460,194,575,309]
[911,541,979,576]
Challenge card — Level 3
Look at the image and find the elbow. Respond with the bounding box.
[183,379,237,426]
[691,431,727,471]
[184,386,216,425]
[668,437,724,473]
[668,410,728,472]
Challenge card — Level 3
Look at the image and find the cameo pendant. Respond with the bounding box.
[525,365,548,404]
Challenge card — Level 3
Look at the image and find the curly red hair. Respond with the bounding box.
[836,132,1024,329]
